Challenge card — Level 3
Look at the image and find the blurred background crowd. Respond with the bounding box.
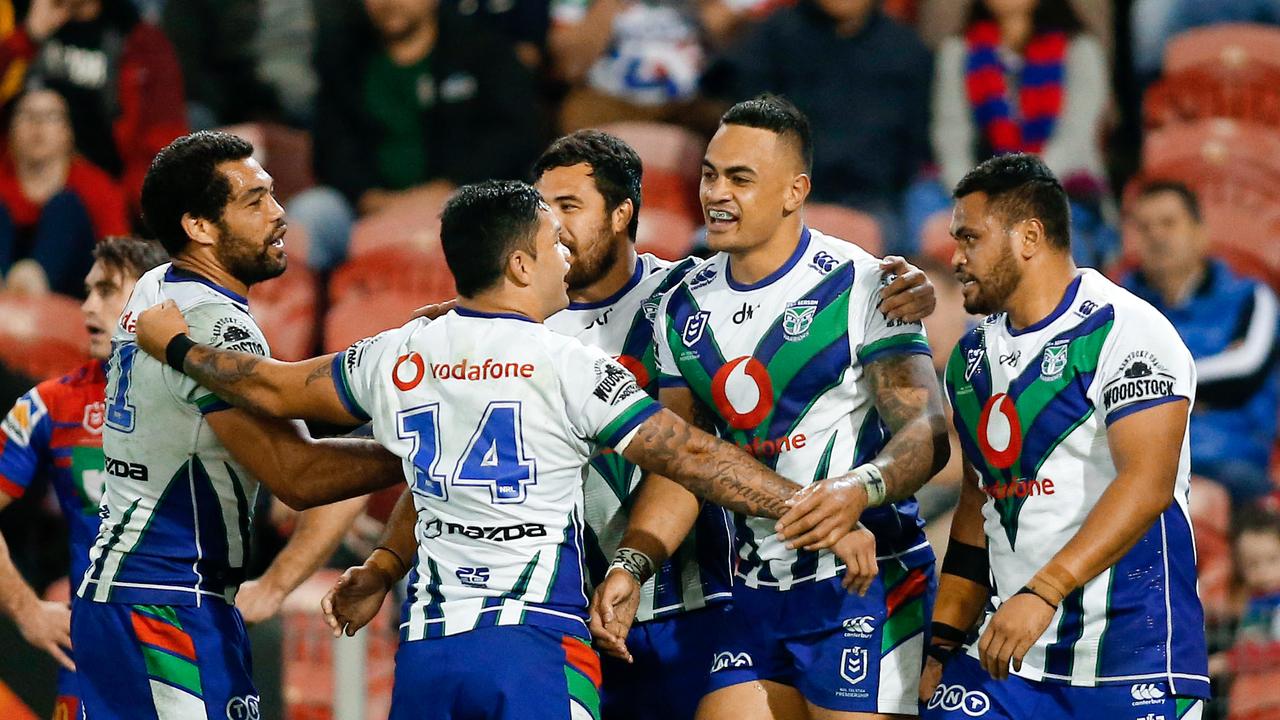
[1,0,1280,718]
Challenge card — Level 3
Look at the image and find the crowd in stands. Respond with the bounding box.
[0,0,1278,716]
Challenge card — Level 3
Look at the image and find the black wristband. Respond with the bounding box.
[941,539,990,587]
[1016,585,1059,609]
[931,621,968,646]
[926,643,961,664]
[165,334,197,373]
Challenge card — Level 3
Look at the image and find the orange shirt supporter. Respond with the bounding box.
[0,155,129,240]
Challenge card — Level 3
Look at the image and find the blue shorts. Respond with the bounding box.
[54,665,79,720]
[390,625,602,720]
[70,598,257,720]
[600,603,733,720]
[706,561,936,715]
[922,653,1205,719]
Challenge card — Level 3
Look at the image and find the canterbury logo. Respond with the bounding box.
[842,616,875,634]
[710,652,753,673]
[1130,684,1166,702]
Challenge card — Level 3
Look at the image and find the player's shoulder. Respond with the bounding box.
[641,253,700,290]
[39,360,107,401]
[1080,269,1177,336]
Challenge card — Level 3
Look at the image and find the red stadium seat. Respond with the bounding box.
[0,293,91,379]
[1188,476,1235,621]
[636,208,697,260]
[1163,23,1280,76]
[346,189,450,258]
[249,266,319,361]
[323,291,426,353]
[218,123,316,203]
[1142,118,1280,175]
[597,121,705,221]
[328,247,456,306]
[919,210,955,266]
[804,203,884,256]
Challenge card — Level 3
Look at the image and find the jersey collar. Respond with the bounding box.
[163,266,249,306]
[1006,272,1083,337]
[567,257,645,310]
[725,227,812,292]
[453,306,538,323]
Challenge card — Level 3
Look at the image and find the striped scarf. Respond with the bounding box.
[964,21,1067,155]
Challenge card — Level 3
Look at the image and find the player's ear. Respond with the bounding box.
[1019,218,1045,259]
[611,199,634,236]
[784,173,810,215]
[180,213,218,249]
[507,249,535,288]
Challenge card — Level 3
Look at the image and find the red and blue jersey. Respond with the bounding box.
[0,360,107,584]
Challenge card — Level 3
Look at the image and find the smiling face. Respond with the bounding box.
[81,260,137,359]
[950,191,1025,316]
[700,124,807,254]
[514,205,572,319]
[535,163,623,292]
[210,158,288,287]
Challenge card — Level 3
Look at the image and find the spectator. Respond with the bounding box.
[1123,181,1280,505]
[0,0,187,212]
[709,0,931,252]
[0,88,127,297]
[914,0,1113,265]
[440,0,551,69]
[1210,506,1280,720]
[292,0,543,270]
[1132,0,1280,82]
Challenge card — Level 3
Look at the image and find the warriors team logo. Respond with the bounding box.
[1040,339,1070,381]
[682,311,711,347]
[783,300,818,342]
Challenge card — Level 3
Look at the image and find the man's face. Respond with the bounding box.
[1129,192,1207,282]
[523,207,572,317]
[364,0,434,41]
[1238,529,1280,595]
[211,158,288,287]
[813,0,874,25]
[81,261,138,360]
[700,124,802,253]
[950,192,1024,316]
[536,163,621,292]
[10,90,73,167]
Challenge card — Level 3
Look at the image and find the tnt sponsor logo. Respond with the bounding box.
[710,652,753,673]
[456,567,490,588]
[984,477,1055,500]
[1130,683,1167,706]
[1103,351,1175,411]
[841,616,876,638]
[927,684,991,716]
[592,359,640,405]
[422,518,546,542]
[225,695,260,720]
[1,393,45,447]
[740,433,806,458]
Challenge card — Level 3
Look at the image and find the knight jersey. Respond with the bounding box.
[333,307,661,642]
[0,361,107,584]
[545,253,734,622]
[80,264,270,606]
[944,269,1208,698]
[654,228,934,590]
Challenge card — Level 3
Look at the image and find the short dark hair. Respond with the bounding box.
[952,153,1072,250]
[1136,180,1202,223]
[93,236,169,280]
[720,93,813,172]
[532,130,643,240]
[140,131,255,256]
[441,180,546,297]
[1236,504,1280,543]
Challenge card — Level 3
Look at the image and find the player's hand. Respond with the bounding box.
[24,0,71,42]
[878,256,936,323]
[977,593,1056,680]
[775,475,869,551]
[588,568,640,663]
[135,300,191,361]
[411,299,457,321]
[919,654,947,702]
[830,524,877,596]
[18,599,74,671]
[235,578,287,624]
[321,563,393,638]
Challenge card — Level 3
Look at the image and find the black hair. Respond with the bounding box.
[441,180,547,297]
[532,130,643,240]
[967,0,1084,35]
[93,236,170,280]
[1136,180,1202,223]
[720,93,813,172]
[952,153,1072,250]
[140,131,256,256]
[1236,504,1280,542]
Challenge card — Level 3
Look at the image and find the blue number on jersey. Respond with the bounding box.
[455,401,537,504]
[105,343,138,432]
[397,403,448,500]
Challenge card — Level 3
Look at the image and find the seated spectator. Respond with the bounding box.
[293,0,543,270]
[439,0,551,69]
[912,0,1114,265]
[1210,506,1280,720]
[0,0,187,212]
[1132,0,1280,82]
[0,88,128,297]
[708,0,931,253]
[1122,181,1280,505]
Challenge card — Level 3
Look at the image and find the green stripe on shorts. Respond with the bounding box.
[133,604,182,629]
[142,646,203,697]
[564,666,600,720]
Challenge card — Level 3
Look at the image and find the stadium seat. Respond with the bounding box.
[636,208,697,260]
[597,121,705,220]
[1188,475,1234,621]
[0,293,91,379]
[218,123,316,203]
[249,266,320,361]
[328,247,456,307]
[323,291,426,353]
[804,203,884,256]
[1143,118,1280,175]
[1164,23,1280,76]
[346,188,450,258]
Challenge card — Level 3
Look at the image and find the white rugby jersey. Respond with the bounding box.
[333,308,661,641]
[81,264,269,606]
[546,253,734,623]
[945,269,1208,698]
[654,228,935,592]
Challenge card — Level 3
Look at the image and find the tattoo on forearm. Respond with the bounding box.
[304,359,334,386]
[628,410,795,518]
[866,353,949,501]
[184,345,265,409]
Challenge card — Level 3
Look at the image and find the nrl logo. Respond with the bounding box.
[1040,339,1070,381]
[783,300,818,342]
[682,311,711,347]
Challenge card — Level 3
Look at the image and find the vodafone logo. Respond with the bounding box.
[978,393,1022,470]
[616,354,650,388]
[711,356,774,430]
[393,353,426,391]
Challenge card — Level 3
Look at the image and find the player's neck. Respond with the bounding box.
[170,253,250,300]
[1148,261,1206,308]
[456,293,543,323]
[1005,257,1079,331]
[726,216,804,286]
[568,244,637,305]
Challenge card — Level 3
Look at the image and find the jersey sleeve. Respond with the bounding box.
[0,386,51,499]
[1090,307,1196,426]
[653,288,687,389]
[854,266,932,366]
[331,327,410,425]
[182,303,272,414]
[557,339,661,452]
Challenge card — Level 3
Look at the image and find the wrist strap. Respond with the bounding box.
[1025,561,1078,608]
[926,643,961,664]
[852,463,887,507]
[1015,585,1059,610]
[165,334,196,373]
[371,545,408,578]
[608,547,654,585]
[931,621,968,646]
